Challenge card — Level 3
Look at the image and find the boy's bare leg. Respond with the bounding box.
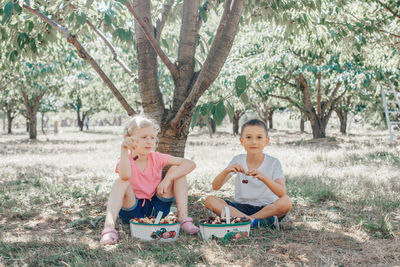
[104,178,136,229]
[204,196,250,219]
[250,195,292,219]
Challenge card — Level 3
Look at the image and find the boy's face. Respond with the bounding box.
[240,125,269,154]
[132,126,157,154]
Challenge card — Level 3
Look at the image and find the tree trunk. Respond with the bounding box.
[309,116,326,138]
[2,112,5,132]
[41,113,46,134]
[335,108,348,134]
[7,109,13,134]
[76,110,87,132]
[28,115,37,139]
[233,115,240,135]
[267,109,274,129]
[26,120,29,133]
[232,110,244,135]
[158,128,189,158]
[210,118,216,134]
[300,118,305,133]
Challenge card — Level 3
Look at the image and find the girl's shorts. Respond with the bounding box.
[119,193,174,223]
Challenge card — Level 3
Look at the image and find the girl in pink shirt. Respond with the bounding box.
[101,115,199,245]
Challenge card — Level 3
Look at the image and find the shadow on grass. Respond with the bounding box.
[2,220,390,266]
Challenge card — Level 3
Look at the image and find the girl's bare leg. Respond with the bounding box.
[103,178,136,230]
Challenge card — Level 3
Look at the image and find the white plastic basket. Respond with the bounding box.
[129,212,181,242]
[199,206,251,240]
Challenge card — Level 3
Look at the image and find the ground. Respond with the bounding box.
[0,120,399,266]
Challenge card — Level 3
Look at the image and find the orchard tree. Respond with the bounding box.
[0,0,320,155]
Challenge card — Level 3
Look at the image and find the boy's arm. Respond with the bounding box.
[212,163,245,190]
[246,170,286,197]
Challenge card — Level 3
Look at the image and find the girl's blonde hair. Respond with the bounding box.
[123,114,160,137]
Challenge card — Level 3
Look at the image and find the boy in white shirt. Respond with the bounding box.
[204,119,292,229]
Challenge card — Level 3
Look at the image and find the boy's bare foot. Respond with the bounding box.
[100,228,118,245]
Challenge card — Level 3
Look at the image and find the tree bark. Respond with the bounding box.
[22,90,46,139]
[268,109,274,129]
[131,0,164,121]
[7,108,13,134]
[232,110,244,135]
[300,118,305,133]
[335,108,348,134]
[77,110,87,132]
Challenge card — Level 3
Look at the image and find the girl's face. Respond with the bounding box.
[132,126,157,155]
[240,125,269,154]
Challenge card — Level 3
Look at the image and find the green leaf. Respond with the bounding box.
[226,101,234,122]
[76,12,87,25]
[240,91,249,106]
[104,13,112,26]
[9,50,18,62]
[263,73,270,79]
[198,6,207,22]
[213,101,227,125]
[30,38,37,53]
[200,104,208,116]
[27,20,34,32]
[115,0,127,4]
[161,38,169,50]
[2,2,13,25]
[190,106,201,129]
[235,75,247,97]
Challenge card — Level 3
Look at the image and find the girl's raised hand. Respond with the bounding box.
[121,136,137,151]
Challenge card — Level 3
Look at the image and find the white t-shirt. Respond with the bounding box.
[227,154,285,206]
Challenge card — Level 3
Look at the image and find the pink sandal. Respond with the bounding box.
[100,228,118,245]
[180,217,200,234]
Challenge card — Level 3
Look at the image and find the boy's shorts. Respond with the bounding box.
[224,199,285,221]
[118,193,174,223]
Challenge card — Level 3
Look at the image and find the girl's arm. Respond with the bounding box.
[163,156,196,182]
[157,156,196,195]
[118,137,135,180]
[212,163,245,190]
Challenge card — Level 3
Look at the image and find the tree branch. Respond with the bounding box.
[126,0,178,80]
[321,81,342,115]
[22,4,136,116]
[171,0,246,130]
[0,76,19,91]
[155,0,174,41]
[298,73,313,114]
[269,94,307,114]
[317,72,321,119]
[273,75,297,88]
[86,20,134,77]
[378,1,400,20]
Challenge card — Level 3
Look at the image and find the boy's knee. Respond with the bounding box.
[204,196,217,209]
[280,195,292,214]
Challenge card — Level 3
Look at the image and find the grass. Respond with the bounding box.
[1,124,400,266]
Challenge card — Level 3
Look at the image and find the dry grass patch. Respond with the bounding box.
[1,126,399,266]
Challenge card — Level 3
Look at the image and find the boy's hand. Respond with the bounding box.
[121,136,137,150]
[157,178,171,196]
[246,169,268,182]
[225,163,245,174]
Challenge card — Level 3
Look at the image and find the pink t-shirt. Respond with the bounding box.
[115,152,170,200]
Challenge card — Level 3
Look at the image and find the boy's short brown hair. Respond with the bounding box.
[240,119,268,136]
